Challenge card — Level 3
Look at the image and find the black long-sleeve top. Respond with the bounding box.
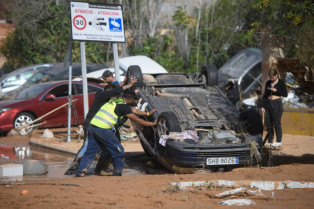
[83,86,123,128]
[261,78,287,108]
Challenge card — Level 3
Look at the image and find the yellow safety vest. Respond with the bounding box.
[90,98,125,129]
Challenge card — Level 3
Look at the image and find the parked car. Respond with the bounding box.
[0,63,53,95]
[218,48,262,106]
[129,67,263,174]
[0,81,103,135]
[73,55,168,82]
[4,62,107,99]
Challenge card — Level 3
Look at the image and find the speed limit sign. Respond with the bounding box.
[73,15,87,30]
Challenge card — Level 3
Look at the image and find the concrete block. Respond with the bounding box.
[23,160,48,175]
[0,164,23,177]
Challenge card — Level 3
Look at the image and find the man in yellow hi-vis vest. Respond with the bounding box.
[76,90,157,177]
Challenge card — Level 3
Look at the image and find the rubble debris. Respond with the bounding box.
[171,180,314,191]
[42,129,54,138]
[0,164,23,177]
[220,199,256,206]
[215,187,274,199]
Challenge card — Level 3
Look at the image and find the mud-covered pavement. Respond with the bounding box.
[0,133,313,209]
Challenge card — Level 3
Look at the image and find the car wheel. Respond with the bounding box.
[157,111,181,138]
[14,112,36,135]
[201,63,218,86]
[127,65,143,89]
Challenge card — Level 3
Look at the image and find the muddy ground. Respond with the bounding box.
[0,133,313,209]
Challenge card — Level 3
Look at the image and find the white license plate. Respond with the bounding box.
[206,157,239,165]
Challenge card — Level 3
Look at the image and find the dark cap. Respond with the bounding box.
[102,70,113,78]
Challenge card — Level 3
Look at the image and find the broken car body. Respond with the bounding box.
[131,67,263,173]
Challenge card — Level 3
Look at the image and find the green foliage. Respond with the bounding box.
[129,34,185,72]
[253,0,314,66]
[172,6,197,29]
[0,0,111,71]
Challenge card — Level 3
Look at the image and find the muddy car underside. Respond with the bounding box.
[131,72,262,173]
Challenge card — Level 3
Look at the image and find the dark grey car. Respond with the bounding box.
[129,66,263,174]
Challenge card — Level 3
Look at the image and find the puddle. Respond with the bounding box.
[0,147,169,182]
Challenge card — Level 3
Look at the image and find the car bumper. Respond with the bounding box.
[162,141,252,168]
[0,112,15,132]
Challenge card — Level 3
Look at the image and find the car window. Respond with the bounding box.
[241,63,262,96]
[24,73,54,87]
[36,66,50,71]
[48,84,73,98]
[23,71,35,80]
[15,83,54,100]
[2,74,21,87]
[74,83,101,95]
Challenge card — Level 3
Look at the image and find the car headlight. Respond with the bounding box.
[0,108,11,114]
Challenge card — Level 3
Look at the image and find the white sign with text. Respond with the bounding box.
[70,2,125,42]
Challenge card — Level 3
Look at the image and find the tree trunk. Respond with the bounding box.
[261,35,285,92]
[147,0,162,38]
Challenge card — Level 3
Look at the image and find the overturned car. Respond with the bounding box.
[129,65,263,174]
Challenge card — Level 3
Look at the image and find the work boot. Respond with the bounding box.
[75,171,85,177]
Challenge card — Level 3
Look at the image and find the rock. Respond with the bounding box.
[7,129,19,136]
[23,160,48,175]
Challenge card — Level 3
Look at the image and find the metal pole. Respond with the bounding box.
[113,43,120,82]
[67,42,73,142]
[80,42,89,118]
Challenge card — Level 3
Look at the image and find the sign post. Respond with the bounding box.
[69,1,125,141]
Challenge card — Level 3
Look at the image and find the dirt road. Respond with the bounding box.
[0,133,313,209]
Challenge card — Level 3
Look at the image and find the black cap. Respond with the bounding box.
[102,70,113,78]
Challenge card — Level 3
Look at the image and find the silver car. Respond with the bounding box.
[0,64,53,95]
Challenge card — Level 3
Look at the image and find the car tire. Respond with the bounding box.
[157,111,181,138]
[14,112,36,136]
[201,63,218,86]
[127,65,143,89]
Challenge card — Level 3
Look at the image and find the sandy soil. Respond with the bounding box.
[0,133,313,209]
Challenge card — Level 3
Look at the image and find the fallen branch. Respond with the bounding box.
[15,99,77,132]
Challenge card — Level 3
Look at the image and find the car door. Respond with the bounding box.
[40,84,74,127]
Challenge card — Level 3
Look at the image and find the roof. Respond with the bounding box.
[118,55,168,74]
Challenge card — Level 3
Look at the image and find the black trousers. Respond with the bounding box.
[264,98,283,143]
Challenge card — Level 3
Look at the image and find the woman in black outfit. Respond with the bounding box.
[260,69,287,149]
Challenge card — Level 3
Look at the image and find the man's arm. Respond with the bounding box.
[121,75,137,90]
[131,107,156,116]
[126,113,157,126]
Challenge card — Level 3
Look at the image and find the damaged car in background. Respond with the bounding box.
[128,66,263,174]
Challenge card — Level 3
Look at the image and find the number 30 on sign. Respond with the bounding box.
[73,15,87,30]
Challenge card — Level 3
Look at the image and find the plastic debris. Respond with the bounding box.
[42,128,54,138]
[120,133,137,141]
[159,131,198,146]
[215,187,274,199]
[21,190,29,195]
[220,199,256,206]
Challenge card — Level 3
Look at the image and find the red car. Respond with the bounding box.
[0,81,103,135]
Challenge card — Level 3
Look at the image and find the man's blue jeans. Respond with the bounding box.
[76,125,124,176]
